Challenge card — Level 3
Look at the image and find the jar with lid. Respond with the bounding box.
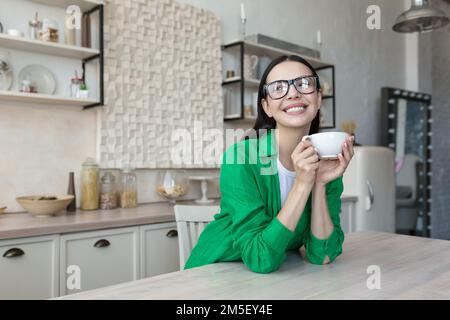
[100,171,118,210]
[119,167,137,208]
[70,76,82,98]
[80,157,99,210]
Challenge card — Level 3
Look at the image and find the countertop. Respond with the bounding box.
[0,199,221,240]
[0,196,356,241]
[57,231,450,300]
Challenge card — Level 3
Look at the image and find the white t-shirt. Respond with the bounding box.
[277,157,297,207]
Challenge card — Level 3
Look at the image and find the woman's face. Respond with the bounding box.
[261,60,321,129]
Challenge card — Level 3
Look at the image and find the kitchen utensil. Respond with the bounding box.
[16,195,75,217]
[301,131,349,160]
[18,64,56,94]
[29,12,42,40]
[0,59,13,90]
[0,207,6,215]
[188,175,219,204]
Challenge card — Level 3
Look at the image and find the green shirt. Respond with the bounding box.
[184,129,345,273]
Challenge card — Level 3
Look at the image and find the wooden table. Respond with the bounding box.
[57,231,450,300]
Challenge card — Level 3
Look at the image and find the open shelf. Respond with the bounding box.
[223,40,332,70]
[31,0,103,12]
[0,90,98,107]
[0,34,100,59]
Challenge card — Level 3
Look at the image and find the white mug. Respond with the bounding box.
[301,132,349,160]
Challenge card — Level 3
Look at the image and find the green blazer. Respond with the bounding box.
[185,129,345,273]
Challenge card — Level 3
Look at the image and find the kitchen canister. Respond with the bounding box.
[80,157,99,210]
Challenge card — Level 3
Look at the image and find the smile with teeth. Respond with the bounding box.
[286,106,305,113]
[284,105,307,114]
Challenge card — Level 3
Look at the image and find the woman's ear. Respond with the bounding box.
[261,98,273,118]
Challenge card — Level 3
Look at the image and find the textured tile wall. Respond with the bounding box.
[100,0,223,169]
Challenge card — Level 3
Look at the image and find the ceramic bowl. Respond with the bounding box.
[16,195,74,217]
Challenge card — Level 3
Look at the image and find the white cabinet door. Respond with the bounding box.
[140,223,180,278]
[60,227,139,296]
[0,235,59,299]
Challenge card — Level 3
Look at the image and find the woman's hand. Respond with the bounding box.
[315,135,355,186]
[291,140,320,190]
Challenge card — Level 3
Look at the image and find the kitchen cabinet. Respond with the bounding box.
[140,222,180,278]
[59,227,140,295]
[0,235,59,300]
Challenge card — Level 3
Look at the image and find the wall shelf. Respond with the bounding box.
[0,1,104,109]
[0,90,98,106]
[0,34,100,60]
[31,0,103,12]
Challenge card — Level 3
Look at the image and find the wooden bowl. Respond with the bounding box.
[16,195,74,217]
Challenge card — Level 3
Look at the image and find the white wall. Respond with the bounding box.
[1,0,411,212]
[181,0,408,144]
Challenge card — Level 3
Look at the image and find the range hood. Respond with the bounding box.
[393,0,449,33]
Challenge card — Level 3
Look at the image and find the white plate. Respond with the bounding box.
[18,64,56,95]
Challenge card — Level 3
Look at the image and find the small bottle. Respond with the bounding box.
[120,167,137,208]
[100,172,118,210]
[80,158,99,210]
[67,172,76,212]
[29,12,41,40]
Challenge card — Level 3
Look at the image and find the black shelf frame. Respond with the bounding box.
[316,65,336,129]
[221,41,336,128]
[82,4,104,110]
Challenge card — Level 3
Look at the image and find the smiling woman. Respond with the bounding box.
[184,55,354,273]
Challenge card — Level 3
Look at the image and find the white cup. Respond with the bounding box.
[301,132,349,160]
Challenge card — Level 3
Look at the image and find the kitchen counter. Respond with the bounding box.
[0,199,221,240]
[57,231,450,300]
[0,196,356,241]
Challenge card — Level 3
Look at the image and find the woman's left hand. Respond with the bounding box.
[315,135,355,186]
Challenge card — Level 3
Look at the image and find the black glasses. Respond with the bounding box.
[264,75,319,100]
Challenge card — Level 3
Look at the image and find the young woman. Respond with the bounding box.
[184,55,354,273]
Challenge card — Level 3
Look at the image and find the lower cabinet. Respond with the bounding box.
[140,222,180,278]
[0,222,180,298]
[59,227,140,296]
[0,235,59,300]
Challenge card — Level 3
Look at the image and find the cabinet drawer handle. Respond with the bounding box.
[166,229,178,238]
[94,239,111,248]
[3,248,25,258]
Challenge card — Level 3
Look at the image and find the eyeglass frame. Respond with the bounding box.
[263,75,320,100]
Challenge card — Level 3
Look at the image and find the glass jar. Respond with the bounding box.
[80,157,99,210]
[70,77,82,98]
[100,171,118,210]
[120,167,137,208]
[156,170,188,204]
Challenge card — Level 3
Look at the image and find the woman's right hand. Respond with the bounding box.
[291,140,320,189]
